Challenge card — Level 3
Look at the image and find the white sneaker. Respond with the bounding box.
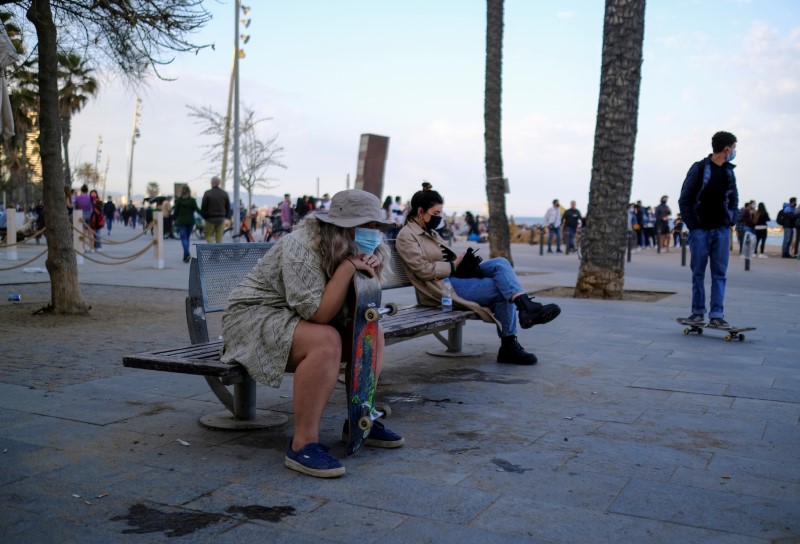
[759,254,768,259]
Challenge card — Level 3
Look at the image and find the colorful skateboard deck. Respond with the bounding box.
[676,318,755,342]
[341,271,397,456]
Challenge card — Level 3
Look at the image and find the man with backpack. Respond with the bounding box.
[678,131,739,330]
[779,197,796,258]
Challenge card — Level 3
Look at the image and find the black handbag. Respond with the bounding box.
[451,247,483,279]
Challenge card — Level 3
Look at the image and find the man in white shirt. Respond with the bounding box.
[543,199,563,253]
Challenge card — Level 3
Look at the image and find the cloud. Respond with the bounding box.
[738,21,800,113]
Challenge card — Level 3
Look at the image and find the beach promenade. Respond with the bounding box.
[1,232,798,543]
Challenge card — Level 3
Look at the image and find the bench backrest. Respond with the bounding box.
[193,242,276,312]
[186,239,413,343]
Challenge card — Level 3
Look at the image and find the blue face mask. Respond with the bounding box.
[727,148,737,162]
[354,227,382,254]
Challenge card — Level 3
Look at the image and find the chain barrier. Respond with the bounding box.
[74,240,156,265]
[2,220,160,270]
[0,247,49,271]
[74,219,156,245]
[0,227,47,247]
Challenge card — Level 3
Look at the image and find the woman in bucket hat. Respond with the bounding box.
[221,189,403,478]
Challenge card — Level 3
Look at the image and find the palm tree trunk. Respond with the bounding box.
[484,0,512,263]
[575,0,646,299]
[28,0,89,314]
[61,114,72,187]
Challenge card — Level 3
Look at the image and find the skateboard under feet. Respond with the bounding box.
[676,318,755,342]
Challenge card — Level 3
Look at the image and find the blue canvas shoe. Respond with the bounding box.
[342,420,405,448]
[285,442,346,478]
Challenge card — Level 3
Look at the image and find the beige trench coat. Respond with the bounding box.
[395,221,497,324]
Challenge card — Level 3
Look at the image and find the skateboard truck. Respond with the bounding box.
[364,302,398,322]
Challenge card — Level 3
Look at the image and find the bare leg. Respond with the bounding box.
[286,320,342,451]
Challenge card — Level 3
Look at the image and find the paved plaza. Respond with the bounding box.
[1,232,798,543]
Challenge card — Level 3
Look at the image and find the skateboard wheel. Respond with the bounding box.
[697,328,703,335]
[377,405,391,418]
[385,302,398,316]
[738,334,745,342]
[365,308,379,322]
[724,334,732,341]
[682,328,689,335]
[358,417,372,431]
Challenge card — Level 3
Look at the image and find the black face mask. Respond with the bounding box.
[424,215,442,230]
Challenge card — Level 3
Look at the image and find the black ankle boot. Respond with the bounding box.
[497,336,538,365]
[514,295,562,329]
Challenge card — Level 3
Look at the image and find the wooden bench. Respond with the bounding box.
[123,240,476,430]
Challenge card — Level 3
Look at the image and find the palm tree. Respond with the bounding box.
[58,52,98,189]
[1,13,38,208]
[575,0,646,299]
[483,0,512,262]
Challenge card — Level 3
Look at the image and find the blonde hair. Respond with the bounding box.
[296,216,389,281]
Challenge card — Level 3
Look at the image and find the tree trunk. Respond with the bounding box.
[483,0,512,263]
[28,0,89,314]
[60,114,72,187]
[575,0,646,299]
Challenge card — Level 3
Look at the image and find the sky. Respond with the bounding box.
[67,0,800,218]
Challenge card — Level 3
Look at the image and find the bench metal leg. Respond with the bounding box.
[199,375,288,431]
[426,322,483,358]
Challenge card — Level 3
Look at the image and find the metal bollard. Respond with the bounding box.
[627,231,632,263]
[539,227,545,256]
[743,232,754,272]
[681,232,688,267]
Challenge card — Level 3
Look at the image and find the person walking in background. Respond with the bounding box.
[89,190,104,251]
[201,176,231,243]
[162,196,177,239]
[562,201,583,255]
[753,202,770,257]
[544,199,562,253]
[103,196,116,236]
[780,198,796,258]
[75,184,94,252]
[678,130,739,330]
[280,193,293,232]
[654,195,671,251]
[173,185,201,263]
[672,213,685,247]
[738,200,756,256]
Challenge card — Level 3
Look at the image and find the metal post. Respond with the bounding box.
[627,231,632,263]
[73,212,84,265]
[681,232,688,267]
[232,0,241,242]
[541,227,547,255]
[153,209,164,269]
[5,206,17,261]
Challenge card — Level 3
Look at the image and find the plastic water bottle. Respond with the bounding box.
[441,278,453,312]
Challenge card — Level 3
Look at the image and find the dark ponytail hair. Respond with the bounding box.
[405,190,444,225]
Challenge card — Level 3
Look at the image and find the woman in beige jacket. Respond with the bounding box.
[395,190,561,365]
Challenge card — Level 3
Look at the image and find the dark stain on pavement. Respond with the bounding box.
[491,458,532,473]
[409,368,530,385]
[112,503,225,537]
[225,504,296,523]
[112,502,296,536]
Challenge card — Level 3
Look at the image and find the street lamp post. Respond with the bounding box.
[126,97,142,205]
[231,2,251,240]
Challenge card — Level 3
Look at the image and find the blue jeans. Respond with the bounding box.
[548,227,561,252]
[689,227,730,319]
[177,224,193,257]
[449,258,523,337]
[566,226,577,253]
[782,227,794,257]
